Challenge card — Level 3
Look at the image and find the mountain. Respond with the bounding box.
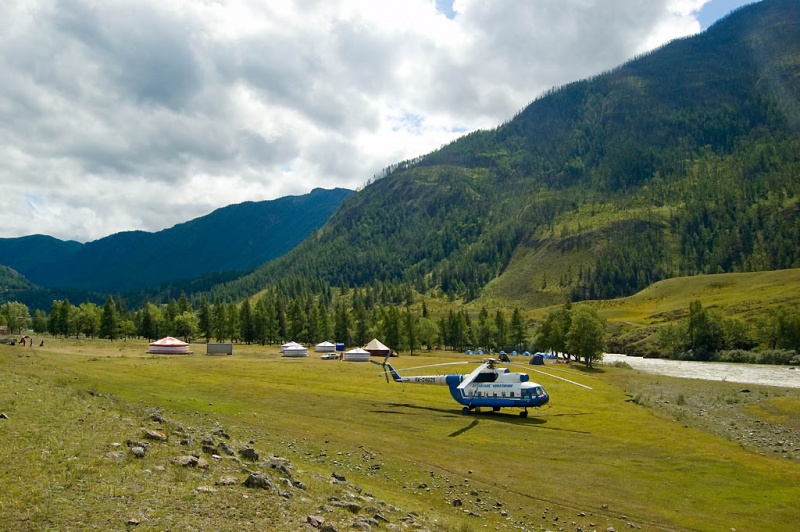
[209,0,800,307]
[0,187,353,295]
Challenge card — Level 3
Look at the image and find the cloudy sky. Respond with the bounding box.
[0,0,757,242]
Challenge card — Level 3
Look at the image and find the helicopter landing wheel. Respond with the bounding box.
[519,410,528,418]
[492,406,501,412]
[462,406,471,416]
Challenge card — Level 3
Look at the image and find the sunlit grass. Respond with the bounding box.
[2,338,800,530]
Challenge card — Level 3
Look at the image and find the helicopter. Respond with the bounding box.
[371,356,591,418]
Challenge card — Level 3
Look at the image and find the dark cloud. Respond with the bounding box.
[0,0,711,242]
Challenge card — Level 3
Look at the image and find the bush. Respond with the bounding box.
[715,349,797,365]
[756,349,797,365]
[715,349,758,364]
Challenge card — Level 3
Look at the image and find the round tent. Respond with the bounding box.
[148,336,190,355]
[281,341,308,357]
[315,341,336,353]
[344,347,370,362]
[364,338,390,357]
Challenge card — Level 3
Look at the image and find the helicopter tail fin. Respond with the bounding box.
[383,363,403,382]
[370,360,403,382]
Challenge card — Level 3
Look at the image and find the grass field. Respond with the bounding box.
[2,338,800,531]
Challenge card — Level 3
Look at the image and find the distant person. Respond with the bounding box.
[40,340,44,347]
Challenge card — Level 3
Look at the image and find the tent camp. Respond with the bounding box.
[343,347,370,362]
[148,336,190,354]
[364,338,391,357]
[314,341,336,353]
[281,341,308,357]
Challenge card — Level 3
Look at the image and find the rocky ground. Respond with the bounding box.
[619,374,800,461]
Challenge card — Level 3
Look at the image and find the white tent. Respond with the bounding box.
[364,338,390,357]
[314,341,336,353]
[344,347,370,362]
[148,336,190,354]
[281,341,308,357]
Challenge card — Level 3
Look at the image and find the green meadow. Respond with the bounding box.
[2,338,800,531]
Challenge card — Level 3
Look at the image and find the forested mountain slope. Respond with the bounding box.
[210,0,800,307]
[0,188,352,294]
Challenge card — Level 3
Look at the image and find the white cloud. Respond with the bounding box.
[0,0,713,242]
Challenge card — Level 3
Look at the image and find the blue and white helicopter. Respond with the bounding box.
[371,356,591,418]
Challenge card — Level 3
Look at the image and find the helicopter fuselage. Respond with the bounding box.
[382,363,549,416]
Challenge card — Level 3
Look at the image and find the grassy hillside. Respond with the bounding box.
[2,339,800,531]
[599,268,800,325]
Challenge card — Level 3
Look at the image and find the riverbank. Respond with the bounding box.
[603,353,800,388]
[604,356,800,463]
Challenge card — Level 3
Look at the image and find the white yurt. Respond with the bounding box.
[343,347,370,362]
[148,336,190,354]
[281,341,308,357]
[314,341,336,353]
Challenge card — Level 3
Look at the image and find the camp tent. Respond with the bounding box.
[281,341,308,357]
[344,347,370,362]
[148,336,190,354]
[315,341,336,353]
[364,338,391,357]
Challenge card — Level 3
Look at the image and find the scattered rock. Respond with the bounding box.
[216,476,239,486]
[219,442,235,455]
[126,518,139,526]
[0,413,9,419]
[212,428,230,439]
[266,458,293,478]
[196,486,217,493]
[332,471,346,482]
[202,444,218,455]
[243,472,273,490]
[105,451,125,461]
[239,447,259,461]
[171,455,208,468]
[144,429,167,442]
[130,446,147,459]
[307,515,325,528]
[331,501,361,513]
[452,498,463,507]
[351,519,372,531]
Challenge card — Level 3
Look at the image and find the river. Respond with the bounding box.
[602,353,800,389]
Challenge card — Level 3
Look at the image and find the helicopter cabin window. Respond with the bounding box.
[501,392,506,398]
[509,391,515,398]
[493,392,498,398]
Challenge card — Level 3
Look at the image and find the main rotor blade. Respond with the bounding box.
[527,368,593,389]
[390,361,471,373]
[505,361,598,380]
[458,362,489,390]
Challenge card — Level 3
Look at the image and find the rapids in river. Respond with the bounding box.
[602,353,800,389]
